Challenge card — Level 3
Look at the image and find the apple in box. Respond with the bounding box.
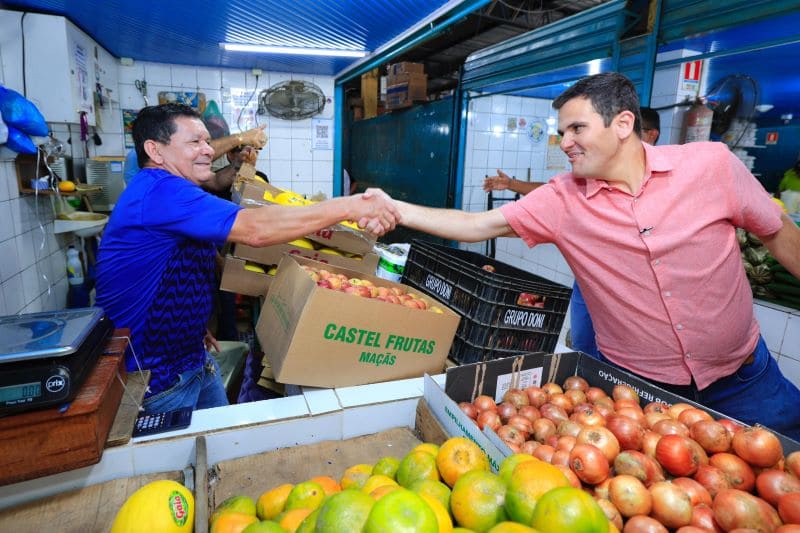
[256,255,461,388]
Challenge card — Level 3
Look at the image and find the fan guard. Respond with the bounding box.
[258,80,326,121]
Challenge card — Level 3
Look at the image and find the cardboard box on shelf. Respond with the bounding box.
[256,255,460,388]
[219,255,274,297]
[386,73,427,110]
[388,61,424,76]
[423,351,800,472]
[232,181,377,256]
[233,243,379,274]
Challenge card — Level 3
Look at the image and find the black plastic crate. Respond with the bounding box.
[402,239,571,364]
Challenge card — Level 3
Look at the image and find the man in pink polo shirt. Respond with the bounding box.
[396,73,800,438]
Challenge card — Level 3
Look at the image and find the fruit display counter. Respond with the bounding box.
[0,374,442,527]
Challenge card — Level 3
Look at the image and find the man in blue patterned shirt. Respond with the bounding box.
[96,103,397,414]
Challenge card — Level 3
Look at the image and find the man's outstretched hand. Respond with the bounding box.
[353,188,399,236]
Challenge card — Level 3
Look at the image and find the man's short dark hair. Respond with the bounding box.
[553,72,642,136]
[640,106,661,143]
[132,103,203,168]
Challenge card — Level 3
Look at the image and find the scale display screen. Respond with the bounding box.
[0,381,42,403]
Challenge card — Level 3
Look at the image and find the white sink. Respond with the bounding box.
[53,212,109,237]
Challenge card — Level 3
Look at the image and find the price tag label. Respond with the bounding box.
[493,367,543,403]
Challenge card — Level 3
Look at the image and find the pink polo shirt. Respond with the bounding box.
[500,141,783,389]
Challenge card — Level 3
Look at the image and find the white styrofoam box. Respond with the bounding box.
[312,160,332,181]
[778,354,800,389]
[291,160,313,180]
[754,302,790,353]
[781,314,800,359]
[142,62,171,86]
[490,94,506,115]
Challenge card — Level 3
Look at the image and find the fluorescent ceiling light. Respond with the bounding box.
[220,43,367,58]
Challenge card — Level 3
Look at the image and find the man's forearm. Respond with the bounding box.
[397,201,515,242]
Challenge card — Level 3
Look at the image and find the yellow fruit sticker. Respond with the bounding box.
[169,490,190,527]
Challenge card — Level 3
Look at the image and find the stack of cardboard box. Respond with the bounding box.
[220,170,379,298]
[386,62,427,110]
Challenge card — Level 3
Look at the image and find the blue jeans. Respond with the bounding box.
[142,354,229,414]
[598,336,800,441]
[569,282,599,358]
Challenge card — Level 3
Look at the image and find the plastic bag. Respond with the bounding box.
[4,124,37,154]
[0,86,48,136]
[202,100,229,140]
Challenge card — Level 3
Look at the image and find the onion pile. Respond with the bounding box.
[457,379,800,532]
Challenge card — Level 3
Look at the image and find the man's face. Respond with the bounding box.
[154,116,215,185]
[642,127,659,145]
[557,97,621,179]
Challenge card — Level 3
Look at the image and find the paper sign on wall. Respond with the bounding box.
[313,118,333,150]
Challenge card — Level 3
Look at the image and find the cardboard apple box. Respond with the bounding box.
[220,255,274,297]
[233,182,376,256]
[257,255,460,388]
[232,243,379,274]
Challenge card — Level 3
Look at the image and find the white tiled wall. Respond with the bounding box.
[459,91,800,388]
[117,62,335,199]
[1,10,337,315]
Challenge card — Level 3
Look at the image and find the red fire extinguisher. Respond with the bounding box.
[682,98,713,143]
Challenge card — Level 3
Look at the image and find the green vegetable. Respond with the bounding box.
[773,271,800,286]
[765,282,800,298]
[744,246,770,266]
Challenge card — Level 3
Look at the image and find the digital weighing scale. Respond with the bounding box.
[0,307,114,416]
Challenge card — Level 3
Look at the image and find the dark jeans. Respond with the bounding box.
[569,282,599,358]
[598,336,800,441]
[142,354,229,414]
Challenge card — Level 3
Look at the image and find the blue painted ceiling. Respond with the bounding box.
[3,0,455,76]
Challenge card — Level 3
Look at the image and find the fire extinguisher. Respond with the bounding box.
[682,99,713,143]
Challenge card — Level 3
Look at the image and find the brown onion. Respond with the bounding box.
[731,427,784,468]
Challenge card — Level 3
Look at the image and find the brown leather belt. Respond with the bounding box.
[741,353,755,366]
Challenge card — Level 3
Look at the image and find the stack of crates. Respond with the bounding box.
[402,240,572,364]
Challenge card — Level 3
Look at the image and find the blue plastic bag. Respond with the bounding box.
[5,124,37,154]
[0,85,48,137]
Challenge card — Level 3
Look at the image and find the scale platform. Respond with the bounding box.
[0,307,114,416]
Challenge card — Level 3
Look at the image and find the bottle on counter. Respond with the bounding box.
[66,245,84,286]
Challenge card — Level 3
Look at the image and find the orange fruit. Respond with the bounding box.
[372,456,401,479]
[308,476,341,496]
[498,453,536,486]
[420,492,454,533]
[396,450,441,487]
[210,512,259,533]
[505,459,569,524]
[412,442,441,457]
[340,463,373,490]
[277,508,313,533]
[363,488,438,533]
[369,484,402,500]
[408,478,452,512]
[361,474,398,495]
[211,495,257,525]
[285,481,325,512]
[487,522,539,532]
[436,437,491,487]
[257,484,294,520]
[530,486,609,533]
[450,470,507,532]
[315,488,375,532]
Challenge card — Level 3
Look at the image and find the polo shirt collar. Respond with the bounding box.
[583,141,675,198]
